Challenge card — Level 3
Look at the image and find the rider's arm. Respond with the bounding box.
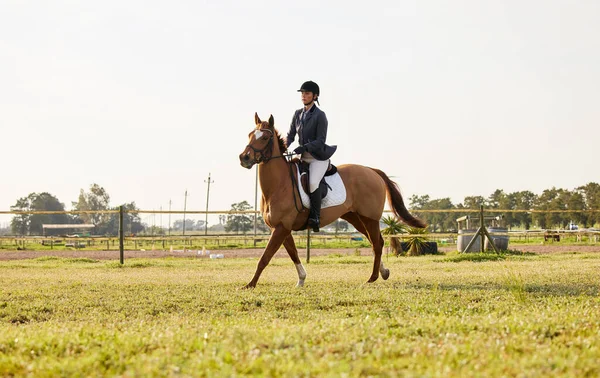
[286,111,298,149]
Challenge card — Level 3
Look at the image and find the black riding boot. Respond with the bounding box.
[308,186,322,232]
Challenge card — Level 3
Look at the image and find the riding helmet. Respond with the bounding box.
[297,81,320,96]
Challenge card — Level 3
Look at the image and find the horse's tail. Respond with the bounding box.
[371,168,427,228]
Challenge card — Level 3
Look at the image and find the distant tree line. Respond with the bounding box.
[9,184,144,236]
[410,182,600,231]
[7,182,598,236]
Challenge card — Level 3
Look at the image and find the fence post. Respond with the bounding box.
[479,205,485,253]
[306,229,311,263]
[119,206,124,264]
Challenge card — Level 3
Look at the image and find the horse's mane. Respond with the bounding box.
[259,121,287,153]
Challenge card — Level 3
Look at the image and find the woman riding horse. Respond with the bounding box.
[240,113,426,289]
[286,81,336,232]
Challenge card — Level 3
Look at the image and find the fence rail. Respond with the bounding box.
[2,230,598,247]
[2,207,599,263]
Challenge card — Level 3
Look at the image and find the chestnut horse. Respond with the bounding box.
[239,113,425,288]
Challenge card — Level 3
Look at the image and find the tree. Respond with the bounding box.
[487,189,505,209]
[10,193,70,235]
[72,184,111,231]
[534,188,567,229]
[103,202,146,236]
[122,202,145,235]
[462,196,485,209]
[71,185,145,235]
[409,195,455,232]
[512,191,536,230]
[225,201,253,234]
[425,198,455,232]
[577,182,600,226]
[409,194,430,209]
[486,190,522,229]
[566,191,587,226]
[10,197,30,236]
[256,215,270,232]
[335,219,349,232]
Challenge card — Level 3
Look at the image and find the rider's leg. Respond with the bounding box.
[303,154,329,232]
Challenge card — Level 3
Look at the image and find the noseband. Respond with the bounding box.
[246,129,275,163]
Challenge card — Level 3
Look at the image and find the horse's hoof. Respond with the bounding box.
[381,269,390,280]
[296,280,305,288]
[241,284,255,290]
[367,277,378,283]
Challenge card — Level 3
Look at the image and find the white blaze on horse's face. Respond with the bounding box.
[254,130,264,139]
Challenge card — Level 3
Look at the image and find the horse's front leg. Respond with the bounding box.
[243,224,291,289]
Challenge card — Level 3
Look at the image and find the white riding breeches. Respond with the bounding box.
[301,152,330,193]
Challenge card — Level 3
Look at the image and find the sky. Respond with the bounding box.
[1,0,598,227]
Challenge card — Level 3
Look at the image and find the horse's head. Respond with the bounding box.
[239,113,277,169]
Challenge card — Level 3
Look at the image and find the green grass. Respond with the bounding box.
[1,253,600,376]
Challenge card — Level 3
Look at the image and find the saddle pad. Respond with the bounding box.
[296,164,347,209]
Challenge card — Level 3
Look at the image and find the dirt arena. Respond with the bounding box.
[0,244,599,261]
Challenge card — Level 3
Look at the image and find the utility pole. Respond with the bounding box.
[168,199,172,236]
[183,190,188,236]
[204,173,214,236]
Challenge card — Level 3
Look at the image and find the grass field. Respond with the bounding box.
[1,252,599,377]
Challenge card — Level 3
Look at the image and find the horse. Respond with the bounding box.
[238,113,426,288]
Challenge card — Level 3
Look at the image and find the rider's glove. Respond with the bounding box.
[293,146,305,155]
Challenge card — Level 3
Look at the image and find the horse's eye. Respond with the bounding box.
[262,136,269,140]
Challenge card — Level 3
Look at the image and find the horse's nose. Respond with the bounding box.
[243,154,250,161]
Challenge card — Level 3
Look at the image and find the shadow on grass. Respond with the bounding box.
[392,281,600,297]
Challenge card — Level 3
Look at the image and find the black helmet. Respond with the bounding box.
[297,81,320,96]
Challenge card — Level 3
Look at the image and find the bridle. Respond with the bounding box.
[245,128,303,213]
[246,128,294,164]
[246,128,274,163]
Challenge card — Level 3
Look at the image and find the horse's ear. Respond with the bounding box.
[254,112,261,125]
[268,115,274,129]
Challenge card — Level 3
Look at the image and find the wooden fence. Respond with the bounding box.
[1,208,599,263]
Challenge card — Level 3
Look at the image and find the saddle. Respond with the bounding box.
[298,161,338,199]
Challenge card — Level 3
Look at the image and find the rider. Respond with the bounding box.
[286,81,337,232]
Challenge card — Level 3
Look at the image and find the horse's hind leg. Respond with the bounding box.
[376,233,390,280]
[283,234,306,287]
[360,216,386,282]
[341,212,389,282]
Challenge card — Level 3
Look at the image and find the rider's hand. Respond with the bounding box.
[293,146,305,155]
